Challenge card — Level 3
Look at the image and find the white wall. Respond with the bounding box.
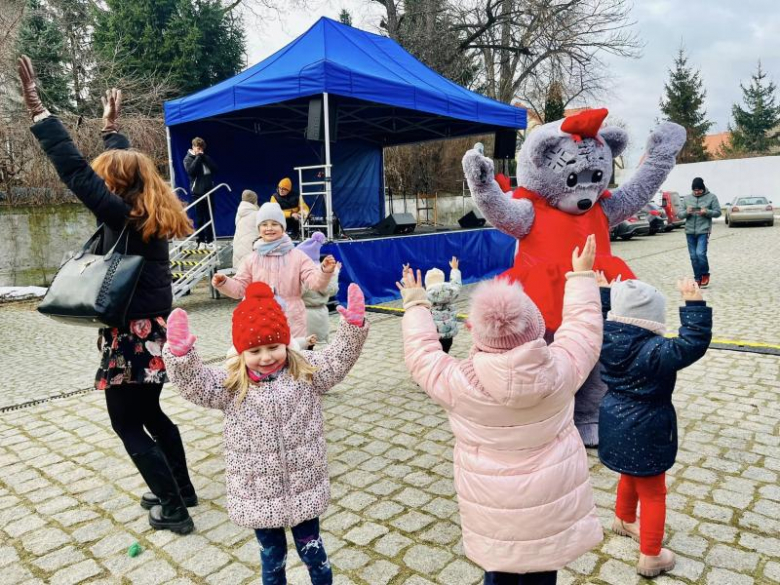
[661,156,780,204]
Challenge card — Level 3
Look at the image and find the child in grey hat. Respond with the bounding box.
[596,275,712,578]
[424,257,462,354]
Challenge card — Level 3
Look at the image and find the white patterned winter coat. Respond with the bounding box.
[302,267,340,344]
[426,268,462,340]
[163,319,369,529]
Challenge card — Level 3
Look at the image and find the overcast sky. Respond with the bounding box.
[245,0,780,166]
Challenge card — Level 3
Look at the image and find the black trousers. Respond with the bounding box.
[105,383,177,456]
[484,571,557,585]
[440,337,453,354]
[194,196,213,243]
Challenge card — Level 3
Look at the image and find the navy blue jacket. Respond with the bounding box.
[31,117,174,320]
[598,288,712,476]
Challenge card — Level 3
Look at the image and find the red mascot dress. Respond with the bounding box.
[503,187,635,331]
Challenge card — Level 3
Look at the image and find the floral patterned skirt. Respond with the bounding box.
[95,316,168,389]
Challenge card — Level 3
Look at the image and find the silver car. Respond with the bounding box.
[725,196,775,227]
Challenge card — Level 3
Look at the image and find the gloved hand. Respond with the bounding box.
[166,308,197,356]
[101,88,122,133]
[17,56,48,121]
[337,283,365,326]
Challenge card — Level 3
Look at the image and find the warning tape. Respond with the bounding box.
[171,260,200,266]
[365,305,780,356]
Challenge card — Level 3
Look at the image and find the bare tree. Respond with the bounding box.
[449,0,641,104]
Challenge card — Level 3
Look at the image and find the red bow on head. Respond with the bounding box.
[560,108,609,143]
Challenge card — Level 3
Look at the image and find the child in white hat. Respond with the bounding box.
[424,257,462,353]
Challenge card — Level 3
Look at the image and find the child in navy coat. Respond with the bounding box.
[596,275,712,578]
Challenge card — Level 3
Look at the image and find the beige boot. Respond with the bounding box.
[637,548,676,577]
[611,517,640,542]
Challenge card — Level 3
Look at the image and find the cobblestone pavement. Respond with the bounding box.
[1,222,778,584]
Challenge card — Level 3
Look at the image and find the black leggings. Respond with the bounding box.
[105,383,176,456]
[484,571,557,585]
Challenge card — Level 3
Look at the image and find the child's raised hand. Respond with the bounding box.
[321,255,337,273]
[396,266,424,291]
[571,234,597,272]
[449,256,459,270]
[166,308,197,357]
[212,273,227,287]
[337,283,365,326]
[677,278,703,301]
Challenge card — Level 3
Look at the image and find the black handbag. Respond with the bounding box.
[37,224,145,327]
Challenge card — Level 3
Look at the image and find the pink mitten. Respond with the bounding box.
[337,283,365,326]
[166,308,197,356]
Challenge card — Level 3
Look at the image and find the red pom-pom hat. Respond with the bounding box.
[232,282,291,353]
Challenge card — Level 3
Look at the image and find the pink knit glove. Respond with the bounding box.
[337,283,365,326]
[166,308,197,356]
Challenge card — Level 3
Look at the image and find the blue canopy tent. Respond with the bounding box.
[164,16,526,237]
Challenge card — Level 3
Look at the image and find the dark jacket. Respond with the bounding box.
[31,116,174,321]
[183,151,218,196]
[597,288,712,476]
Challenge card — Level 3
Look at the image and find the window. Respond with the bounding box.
[736,197,768,205]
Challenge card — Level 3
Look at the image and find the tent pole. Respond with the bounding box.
[323,92,334,240]
[166,127,175,188]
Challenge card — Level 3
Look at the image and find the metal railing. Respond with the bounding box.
[296,164,333,240]
[170,183,231,257]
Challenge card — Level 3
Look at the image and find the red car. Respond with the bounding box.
[655,191,686,229]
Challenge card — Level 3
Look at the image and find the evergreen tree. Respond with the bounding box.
[339,9,352,26]
[92,0,245,105]
[725,62,780,156]
[543,82,565,123]
[16,0,71,112]
[659,48,712,163]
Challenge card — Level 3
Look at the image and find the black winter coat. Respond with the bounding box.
[31,117,174,321]
[183,151,218,195]
[597,288,712,476]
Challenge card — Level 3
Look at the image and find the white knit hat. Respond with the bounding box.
[425,268,445,288]
[256,202,286,230]
[608,280,666,334]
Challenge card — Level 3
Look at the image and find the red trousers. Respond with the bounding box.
[615,473,667,556]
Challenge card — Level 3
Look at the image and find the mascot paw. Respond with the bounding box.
[577,423,600,449]
[462,149,495,187]
[645,122,687,160]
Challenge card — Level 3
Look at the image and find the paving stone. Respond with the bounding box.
[344,522,389,545]
[669,554,705,581]
[21,526,71,555]
[668,532,709,558]
[204,561,254,585]
[764,561,780,583]
[126,559,178,585]
[49,559,103,585]
[0,545,19,568]
[359,560,400,585]
[705,567,754,585]
[436,558,482,584]
[373,532,414,557]
[598,559,640,585]
[365,500,405,521]
[32,545,86,572]
[390,510,436,533]
[178,545,231,576]
[403,544,453,573]
[693,502,734,523]
[705,543,759,571]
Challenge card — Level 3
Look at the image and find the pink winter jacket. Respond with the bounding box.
[163,319,369,529]
[402,275,604,573]
[216,248,333,338]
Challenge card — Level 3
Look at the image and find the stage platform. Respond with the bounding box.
[321,226,516,305]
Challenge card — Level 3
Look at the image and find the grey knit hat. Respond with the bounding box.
[608,280,666,334]
[256,202,287,230]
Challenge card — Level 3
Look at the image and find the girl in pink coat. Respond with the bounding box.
[399,235,604,585]
[163,282,368,584]
[212,202,336,338]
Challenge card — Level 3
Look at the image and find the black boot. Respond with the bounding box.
[130,445,194,535]
[140,425,198,510]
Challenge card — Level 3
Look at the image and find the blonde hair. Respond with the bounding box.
[91,149,193,242]
[224,347,317,404]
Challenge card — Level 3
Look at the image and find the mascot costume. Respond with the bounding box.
[462,108,686,446]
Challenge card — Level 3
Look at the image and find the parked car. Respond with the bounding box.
[610,210,651,240]
[725,197,775,227]
[644,202,669,234]
[653,190,686,229]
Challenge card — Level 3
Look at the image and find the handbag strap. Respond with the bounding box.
[75,223,132,259]
[105,223,132,256]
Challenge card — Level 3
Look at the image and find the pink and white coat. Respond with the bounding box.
[401,276,604,573]
[163,319,369,529]
[216,248,333,339]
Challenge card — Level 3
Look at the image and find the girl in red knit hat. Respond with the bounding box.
[162,281,369,584]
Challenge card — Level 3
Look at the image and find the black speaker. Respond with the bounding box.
[494,129,517,159]
[374,213,416,236]
[306,97,338,142]
[458,209,486,228]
